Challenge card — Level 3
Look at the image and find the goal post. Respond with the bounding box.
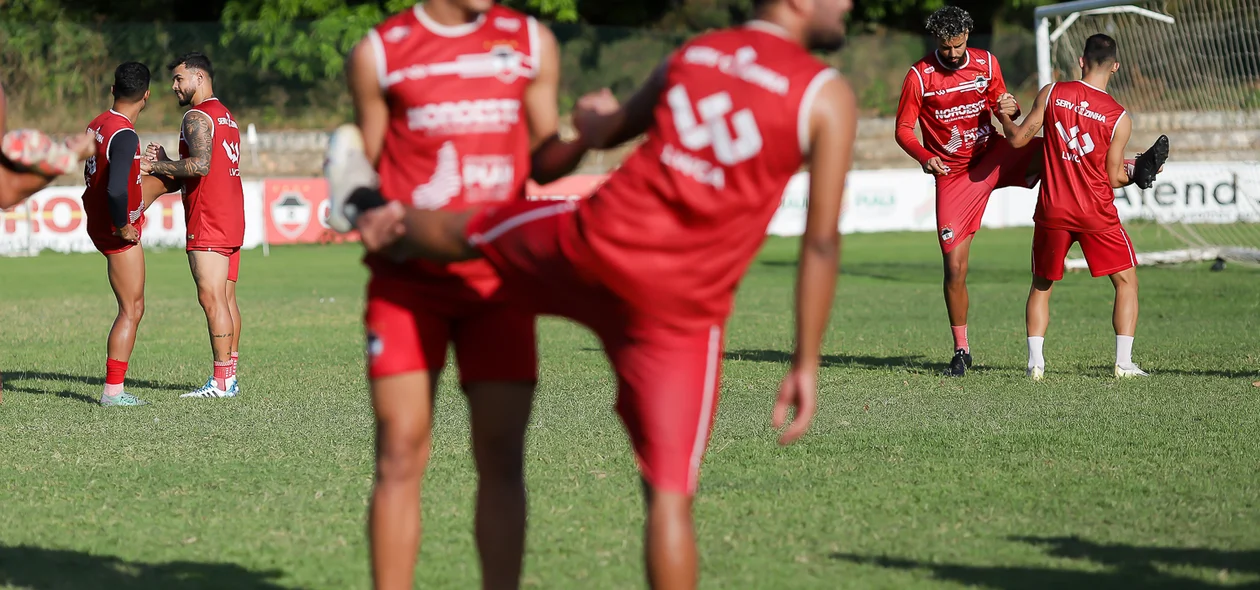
[1034,0,1260,269]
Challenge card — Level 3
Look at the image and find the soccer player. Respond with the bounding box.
[997,34,1167,380]
[337,1,590,588]
[83,61,158,407]
[143,52,246,399]
[327,0,856,586]
[895,6,1043,376]
[0,81,96,209]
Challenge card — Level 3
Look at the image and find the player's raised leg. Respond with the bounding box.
[182,251,235,398]
[101,246,149,406]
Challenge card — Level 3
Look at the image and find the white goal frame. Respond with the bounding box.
[1035,0,1260,269]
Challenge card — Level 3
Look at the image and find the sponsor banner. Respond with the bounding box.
[1,182,265,256]
[264,178,359,245]
[1111,162,1260,223]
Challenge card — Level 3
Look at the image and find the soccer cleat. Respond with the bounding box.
[945,349,972,377]
[180,376,235,399]
[100,392,149,407]
[1,129,82,177]
[323,124,380,233]
[1131,134,1169,190]
[1027,366,1045,382]
[226,378,240,397]
[1114,363,1151,378]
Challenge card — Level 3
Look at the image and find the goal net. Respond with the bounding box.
[1036,0,1260,269]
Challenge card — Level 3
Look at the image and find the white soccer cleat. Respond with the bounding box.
[1114,363,1151,378]
[180,376,236,399]
[1027,366,1045,381]
[323,124,378,233]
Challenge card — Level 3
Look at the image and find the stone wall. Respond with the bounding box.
[47,110,1259,185]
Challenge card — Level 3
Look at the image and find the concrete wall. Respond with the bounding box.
[48,110,1259,185]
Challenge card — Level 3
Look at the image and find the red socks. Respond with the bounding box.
[951,325,969,353]
[230,352,239,379]
[104,358,128,397]
[214,361,232,390]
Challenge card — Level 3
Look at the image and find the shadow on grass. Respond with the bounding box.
[760,260,1023,285]
[830,535,1260,589]
[724,349,929,371]
[2,386,98,405]
[2,370,188,393]
[0,543,296,589]
[1089,366,1260,379]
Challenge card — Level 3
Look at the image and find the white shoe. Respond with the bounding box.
[1114,363,1150,378]
[1027,366,1045,381]
[180,376,235,399]
[323,124,378,233]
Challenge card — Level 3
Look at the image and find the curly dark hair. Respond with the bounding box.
[926,6,975,40]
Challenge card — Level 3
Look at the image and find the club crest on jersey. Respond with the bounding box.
[271,192,312,240]
[940,225,955,243]
[367,331,384,360]
[494,17,521,32]
[973,75,989,94]
[384,26,411,43]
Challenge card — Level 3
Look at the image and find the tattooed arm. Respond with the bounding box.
[145,112,213,178]
[999,84,1052,149]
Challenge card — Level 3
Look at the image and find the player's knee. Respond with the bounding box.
[944,261,968,283]
[196,287,225,311]
[123,296,145,323]
[472,430,526,483]
[376,424,430,484]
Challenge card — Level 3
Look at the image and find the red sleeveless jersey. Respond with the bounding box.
[1035,80,1128,233]
[572,22,835,325]
[179,98,245,249]
[83,110,143,236]
[365,4,539,292]
[896,48,1010,173]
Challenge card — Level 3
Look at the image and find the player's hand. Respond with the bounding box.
[772,363,818,446]
[66,130,96,160]
[114,224,140,243]
[922,157,950,176]
[356,200,406,254]
[573,88,620,148]
[145,143,169,162]
[997,93,1019,118]
[139,157,154,175]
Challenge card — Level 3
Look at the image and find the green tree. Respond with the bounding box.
[220,0,579,82]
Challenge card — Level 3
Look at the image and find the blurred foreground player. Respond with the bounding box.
[337,0,592,587]
[998,34,1167,380]
[144,52,246,399]
[82,61,175,406]
[328,0,857,586]
[895,6,1043,376]
[0,81,95,209]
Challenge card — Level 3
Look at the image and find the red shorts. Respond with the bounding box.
[468,200,724,495]
[187,247,241,282]
[1032,225,1137,281]
[364,275,538,385]
[90,214,144,256]
[935,137,1043,253]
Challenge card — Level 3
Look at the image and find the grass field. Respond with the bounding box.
[1,227,1258,589]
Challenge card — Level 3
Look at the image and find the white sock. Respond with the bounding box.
[1027,336,1045,369]
[1116,335,1135,366]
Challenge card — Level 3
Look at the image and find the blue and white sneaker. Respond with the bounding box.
[180,376,234,399]
[226,377,240,397]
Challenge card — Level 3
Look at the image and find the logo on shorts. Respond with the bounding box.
[940,226,955,243]
[272,192,312,240]
[367,331,384,360]
[187,233,195,241]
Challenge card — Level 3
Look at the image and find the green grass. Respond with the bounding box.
[1,228,1258,589]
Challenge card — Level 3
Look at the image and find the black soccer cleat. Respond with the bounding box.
[1132,134,1169,190]
[945,349,972,377]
